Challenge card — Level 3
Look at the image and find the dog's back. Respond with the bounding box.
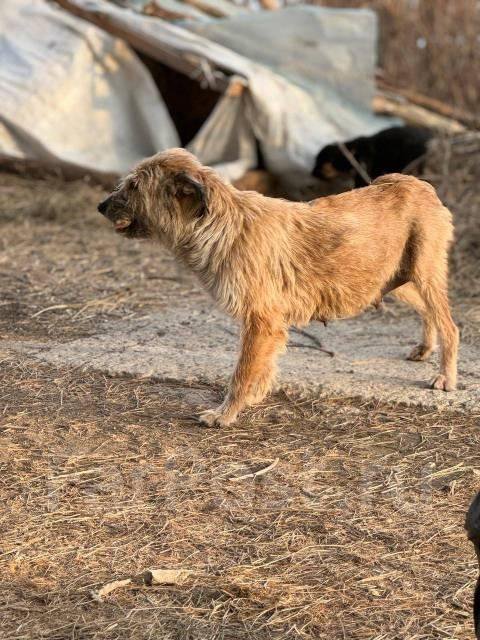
[303,174,453,315]
[371,173,453,241]
[309,172,450,232]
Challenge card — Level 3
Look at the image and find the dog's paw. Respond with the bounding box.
[198,408,236,428]
[430,374,456,392]
[407,344,435,361]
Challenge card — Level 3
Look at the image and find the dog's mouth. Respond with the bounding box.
[112,217,149,239]
[114,218,132,233]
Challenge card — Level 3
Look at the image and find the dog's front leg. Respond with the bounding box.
[199,316,287,427]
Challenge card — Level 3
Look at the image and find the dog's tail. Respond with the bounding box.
[373,173,453,226]
[372,173,442,202]
[372,172,432,188]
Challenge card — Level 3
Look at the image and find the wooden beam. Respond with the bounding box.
[181,0,247,18]
[373,92,466,134]
[377,79,480,130]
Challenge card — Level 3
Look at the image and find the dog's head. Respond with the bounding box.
[312,144,349,180]
[312,142,359,180]
[98,148,210,242]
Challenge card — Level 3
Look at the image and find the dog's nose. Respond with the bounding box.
[98,196,111,215]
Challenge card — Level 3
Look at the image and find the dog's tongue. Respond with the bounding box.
[114,219,131,230]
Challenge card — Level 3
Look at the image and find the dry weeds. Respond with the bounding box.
[0,174,203,342]
[0,356,479,639]
[424,133,480,299]
[313,0,480,115]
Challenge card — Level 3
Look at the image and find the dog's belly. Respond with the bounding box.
[310,279,395,323]
[312,298,373,322]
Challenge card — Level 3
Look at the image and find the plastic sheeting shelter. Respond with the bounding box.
[0,0,180,176]
[0,0,396,179]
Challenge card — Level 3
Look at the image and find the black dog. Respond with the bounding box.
[312,125,433,188]
[466,492,480,638]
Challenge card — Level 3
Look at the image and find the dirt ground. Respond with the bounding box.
[0,167,479,639]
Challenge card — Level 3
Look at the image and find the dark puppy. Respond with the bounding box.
[312,125,433,188]
[466,493,480,638]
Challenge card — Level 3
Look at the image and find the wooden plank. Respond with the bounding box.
[0,155,118,188]
[259,0,280,9]
[377,79,479,129]
[143,0,207,22]
[181,0,248,18]
[373,92,466,134]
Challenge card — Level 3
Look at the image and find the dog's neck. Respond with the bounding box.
[173,183,251,317]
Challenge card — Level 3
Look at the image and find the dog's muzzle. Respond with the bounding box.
[97,196,112,215]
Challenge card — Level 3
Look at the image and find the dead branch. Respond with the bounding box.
[373,92,466,134]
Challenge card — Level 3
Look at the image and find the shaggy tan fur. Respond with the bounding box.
[98,148,459,426]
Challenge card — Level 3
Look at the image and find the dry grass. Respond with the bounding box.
[0,174,204,342]
[1,356,479,639]
[0,163,479,638]
[2,5,480,635]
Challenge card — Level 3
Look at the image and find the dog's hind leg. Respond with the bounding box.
[393,199,458,390]
[415,280,459,391]
[199,315,287,427]
[409,224,459,390]
[391,282,438,361]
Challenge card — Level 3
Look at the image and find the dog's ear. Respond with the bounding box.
[174,172,208,217]
[130,174,140,190]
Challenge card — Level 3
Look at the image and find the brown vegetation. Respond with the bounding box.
[1,355,479,639]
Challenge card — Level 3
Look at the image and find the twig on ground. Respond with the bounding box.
[291,327,335,357]
[229,457,280,482]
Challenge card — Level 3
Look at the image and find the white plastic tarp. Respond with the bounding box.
[0,0,179,174]
[185,6,398,173]
[0,0,396,178]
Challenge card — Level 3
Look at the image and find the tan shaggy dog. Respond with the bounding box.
[98,148,459,426]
